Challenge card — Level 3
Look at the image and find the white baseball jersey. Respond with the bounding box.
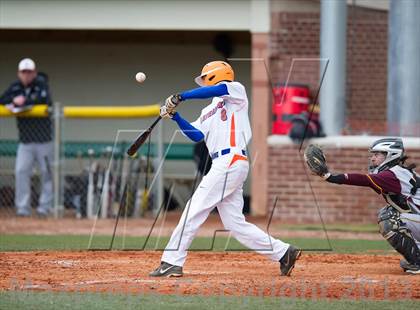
[389,166,420,213]
[191,81,252,156]
[161,80,291,268]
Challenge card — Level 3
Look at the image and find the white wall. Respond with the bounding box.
[0,0,270,32]
[271,0,389,13]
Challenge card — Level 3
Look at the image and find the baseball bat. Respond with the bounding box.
[132,156,143,217]
[126,116,161,157]
[111,147,124,216]
[141,137,152,216]
[86,149,96,219]
[100,146,113,219]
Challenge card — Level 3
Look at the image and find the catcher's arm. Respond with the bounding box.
[303,145,382,188]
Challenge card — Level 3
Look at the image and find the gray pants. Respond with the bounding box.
[15,142,53,215]
[378,206,420,264]
[401,212,420,247]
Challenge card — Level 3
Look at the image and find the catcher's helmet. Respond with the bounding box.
[368,138,405,173]
[194,61,234,86]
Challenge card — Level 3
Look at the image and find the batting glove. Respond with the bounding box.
[160,105,175,119]
[165,94,182,113]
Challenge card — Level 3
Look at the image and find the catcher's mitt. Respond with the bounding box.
[304,144,330,178]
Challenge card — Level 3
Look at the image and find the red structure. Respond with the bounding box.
[272,84,310,134]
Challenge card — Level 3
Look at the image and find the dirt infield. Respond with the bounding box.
[1,251,418,300]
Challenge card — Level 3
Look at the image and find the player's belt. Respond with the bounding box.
[210,148,247,160]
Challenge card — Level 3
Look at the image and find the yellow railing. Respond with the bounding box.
[0,104,160,118]
[0,105,50,117]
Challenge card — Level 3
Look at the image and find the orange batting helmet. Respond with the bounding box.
[194,61,234,86]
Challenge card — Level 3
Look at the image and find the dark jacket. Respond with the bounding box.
[0,74,52,143]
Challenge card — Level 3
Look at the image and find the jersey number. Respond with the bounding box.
[220,108,227,121]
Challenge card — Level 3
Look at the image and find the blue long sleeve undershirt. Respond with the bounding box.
[179,84,229,100]
[172,84,228,142]
[172,112,204,142]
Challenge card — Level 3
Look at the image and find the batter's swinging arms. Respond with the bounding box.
[150,61,301,277]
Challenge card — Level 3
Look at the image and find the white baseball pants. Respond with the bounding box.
[161,160,290,267]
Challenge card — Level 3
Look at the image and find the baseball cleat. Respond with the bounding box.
[400,259,420,274]
[149,262,183,278]
[35,210,49,218]
[16,212,30,218]
[279,245,302,276]
[400,259,409,271]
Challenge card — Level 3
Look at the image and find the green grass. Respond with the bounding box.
[0,291,418,310]
[0,234,392,253]
[279,223,379,233]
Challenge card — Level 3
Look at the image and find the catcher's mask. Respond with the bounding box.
[368,138,405,174]
[194,61,234,86]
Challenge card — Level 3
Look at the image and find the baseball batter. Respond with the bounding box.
[150,61,301,277]
[305,138,420,274]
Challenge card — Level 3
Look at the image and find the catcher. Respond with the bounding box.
[304,138,420,274]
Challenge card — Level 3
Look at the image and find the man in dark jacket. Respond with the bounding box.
[0,58,53,217]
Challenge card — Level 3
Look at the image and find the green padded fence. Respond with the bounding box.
[0,140,194,160]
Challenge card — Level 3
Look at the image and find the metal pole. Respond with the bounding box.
[388,0,420,136]
[319,0,347,136]
[53,102,62,218]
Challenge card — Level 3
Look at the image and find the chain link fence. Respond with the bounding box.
[0,104,176,219]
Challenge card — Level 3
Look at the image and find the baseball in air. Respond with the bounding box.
[135,72,146,83]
